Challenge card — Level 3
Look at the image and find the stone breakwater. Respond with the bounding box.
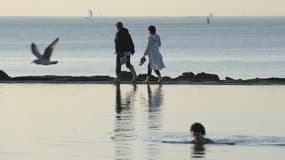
[1,70,285,85]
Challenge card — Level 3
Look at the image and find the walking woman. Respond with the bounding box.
[142,25,165,83]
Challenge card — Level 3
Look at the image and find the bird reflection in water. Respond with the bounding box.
[113,83,137,160]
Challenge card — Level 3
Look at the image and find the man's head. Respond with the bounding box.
[116,22,123,31]
[190,122,206,137]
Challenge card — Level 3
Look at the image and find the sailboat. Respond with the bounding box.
[86,9,94,19]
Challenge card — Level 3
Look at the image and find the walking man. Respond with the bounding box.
[114,22,137,82]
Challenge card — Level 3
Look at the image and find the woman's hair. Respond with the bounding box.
[148,25,156,34]
[190,122,206,135]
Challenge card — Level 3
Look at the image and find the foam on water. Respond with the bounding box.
[161,133,285,146]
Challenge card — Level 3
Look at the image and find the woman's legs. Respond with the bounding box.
[154,70,162,83]
[148,63,161,76]
[147,63,152,76]
[146,63,162,83]
[154,70,161,77]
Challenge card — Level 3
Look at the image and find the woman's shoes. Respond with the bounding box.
[157,76,162,84]
[132,76,137,83]
[144,76,163,84]
[144,76,150,83]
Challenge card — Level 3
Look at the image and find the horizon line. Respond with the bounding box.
[1,15,285,18]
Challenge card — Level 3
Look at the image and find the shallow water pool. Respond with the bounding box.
[0,84,284,159]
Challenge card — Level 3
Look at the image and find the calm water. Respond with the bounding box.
[0,84,284,159]
[0,17,285,78]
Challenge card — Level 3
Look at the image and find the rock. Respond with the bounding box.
[55,76,113,81]
[175,72,195,81]
[12,76,61,81]
[137,74,157,81]
[245,77,285,84]
[162,76,172,81]
[0,70,10,80]
[119,71,133,81]
[193,72,220,82]
[225,77,234,81]
[3,70,285,85]
[11,75,114,82]
[89,76,113,81]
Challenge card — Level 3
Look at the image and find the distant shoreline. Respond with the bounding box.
[1,70,285,85]
[1,16,285,18]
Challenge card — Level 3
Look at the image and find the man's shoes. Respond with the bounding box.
[113,78,120,83]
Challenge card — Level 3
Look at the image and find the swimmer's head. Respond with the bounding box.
[190,122,206,136]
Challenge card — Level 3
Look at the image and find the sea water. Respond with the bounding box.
[0,84,284,160]
[0,17,285,78]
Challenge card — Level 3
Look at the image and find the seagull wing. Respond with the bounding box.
[43,37,60,60]
[31,43,42,59]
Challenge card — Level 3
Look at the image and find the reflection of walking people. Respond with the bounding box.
[147,84,163,110]
[146,84,163,130]
[114,22,137,83]
[115,83,137,114]
[113,83,137,159]
[146,84,163,158]
[141,25,165,83]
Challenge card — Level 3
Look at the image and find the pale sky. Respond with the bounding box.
[1,0,285,16]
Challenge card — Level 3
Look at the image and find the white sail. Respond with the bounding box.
[88,9,93,18]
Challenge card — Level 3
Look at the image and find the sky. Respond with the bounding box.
[0,0,285,16]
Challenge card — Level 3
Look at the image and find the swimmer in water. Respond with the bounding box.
[162,122,234,145]
[190,122,214,145]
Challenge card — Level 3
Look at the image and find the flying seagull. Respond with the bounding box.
[31,37,60,65]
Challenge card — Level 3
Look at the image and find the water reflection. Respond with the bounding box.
[191,144,206,159]
[112,84,165,160]
[113,84,137,160]
[146,84,164,160]
[146,84,164,130]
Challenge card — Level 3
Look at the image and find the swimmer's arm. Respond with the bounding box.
[214,142,235,145]
[205,138,235,145]
[162,140,192,144]
[162,140,235,145]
